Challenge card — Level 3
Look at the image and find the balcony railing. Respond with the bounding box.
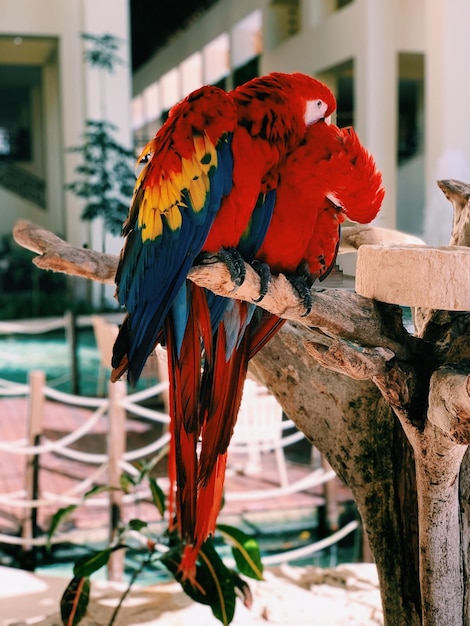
[0,160,46,208]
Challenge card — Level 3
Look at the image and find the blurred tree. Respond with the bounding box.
[66,33,135,242]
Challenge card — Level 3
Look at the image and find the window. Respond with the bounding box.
[398,53,424,164]
[0,76,35,161]
[268,0,300,46]
[232,11,262,69]
[0,127,10,155]
[204,34,230,86]
[233,57,260,88]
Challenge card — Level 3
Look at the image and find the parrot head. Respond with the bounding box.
[233,72,336,147]
[286,72,336,125]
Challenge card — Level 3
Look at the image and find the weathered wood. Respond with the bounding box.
[428,366,470,443]
[107,379,127,582]
[340,224,425,251]
[413,426,467,626]
[22,370,45,560]
[13,219,118,284]
[438,179,470,247]
[249,327,422,625]
[11,219,410,358]
[303,328,394,379]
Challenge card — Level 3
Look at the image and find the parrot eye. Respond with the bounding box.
[304,98,328,125]
[135,152,152,178]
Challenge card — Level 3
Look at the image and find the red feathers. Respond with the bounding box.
[257,121,384,281]
[111,71,384,584]
[201,73,336,251]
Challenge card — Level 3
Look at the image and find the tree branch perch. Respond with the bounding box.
[13,219,414,357]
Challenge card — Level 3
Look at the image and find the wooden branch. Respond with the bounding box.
[437,179,470,247]
[12,219,406,356]
[428,366,470,444]
[13,219,425,282]
[191,258,401,352]
[303,328,395,380]
[13,220,118,284]
[14,217,432,436]
[414,427,467,626]
[340,224,425,252]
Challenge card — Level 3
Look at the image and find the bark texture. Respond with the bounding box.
[12,179,470,625]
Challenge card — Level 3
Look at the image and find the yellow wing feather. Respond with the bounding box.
[136,131,222,243]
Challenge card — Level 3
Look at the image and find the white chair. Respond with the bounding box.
[91,315,119,396]
[91,315,162,395]
[229,378,289,487]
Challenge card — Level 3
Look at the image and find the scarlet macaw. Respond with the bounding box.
[256,120,385,291]
[111,73,383,582]
[112,72,336,385]
[171,119,385,576]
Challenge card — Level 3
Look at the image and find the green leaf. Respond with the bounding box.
[161,540,236,625]
[73,547,116,578]
[217,524,264,580]
[60,576,90,626]
[149,477,166,517]
[47,504,77,547]
[198,541,237,624]
[128,518,148,532]
[120,473,136,492]
[83,484,111,499]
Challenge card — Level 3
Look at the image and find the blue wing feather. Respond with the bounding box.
[114,135,234,384]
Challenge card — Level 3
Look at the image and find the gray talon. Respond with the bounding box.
[196,248,246,286]
[251,260,271,302]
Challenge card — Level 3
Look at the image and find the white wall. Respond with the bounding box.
[424,0,470,245]
[1,0,132,258]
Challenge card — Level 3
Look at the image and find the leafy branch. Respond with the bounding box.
[49,460,263,626]
[66,33,136,242]
[65,120,135,236]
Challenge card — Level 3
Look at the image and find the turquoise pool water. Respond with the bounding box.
[0,328,101,396]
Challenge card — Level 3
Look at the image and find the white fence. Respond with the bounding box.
[0,316,359,578]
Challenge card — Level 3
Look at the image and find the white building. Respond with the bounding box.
[0,0,132,262]
[1,0,470,288]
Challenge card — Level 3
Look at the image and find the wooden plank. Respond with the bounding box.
[22,370,44,564]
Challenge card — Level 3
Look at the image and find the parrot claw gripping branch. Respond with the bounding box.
[111,71,384,584]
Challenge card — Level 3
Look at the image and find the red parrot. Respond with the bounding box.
[256,120,385,288]
[164,119,384,579]
[112,72,335,384]
[174,126,375,557]
[111,72,336,580]
[110,72,378,584]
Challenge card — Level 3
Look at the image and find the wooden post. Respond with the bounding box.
[107,379,127,581]
[65,310,79,395]
[21,370,45,570]
[321,455,339,530]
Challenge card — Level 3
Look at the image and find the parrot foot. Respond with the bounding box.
[287,276,313,316]
[251,260,271,302]
[196,248,246,286]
